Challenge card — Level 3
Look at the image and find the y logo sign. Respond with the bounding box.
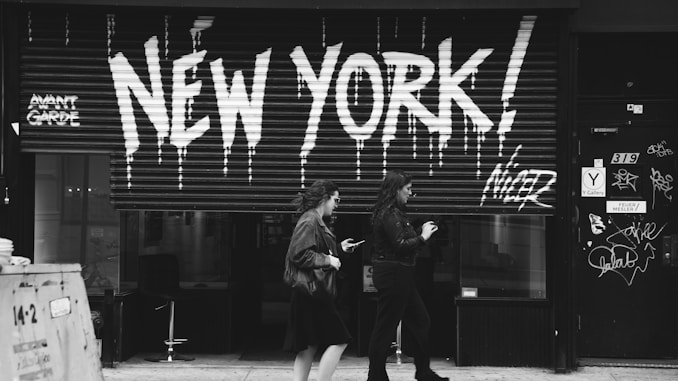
[582,167,606,197]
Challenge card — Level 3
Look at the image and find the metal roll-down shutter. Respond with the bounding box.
[20,7,560,214]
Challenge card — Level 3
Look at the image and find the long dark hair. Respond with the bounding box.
[293,180,339,214]
[371,169,412,223]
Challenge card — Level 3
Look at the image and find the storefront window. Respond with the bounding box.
[120,211,232,287]
[459,215,547,299]
[34,154,120,294]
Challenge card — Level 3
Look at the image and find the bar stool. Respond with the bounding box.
[138,254,195,362]
[388,320,412,364]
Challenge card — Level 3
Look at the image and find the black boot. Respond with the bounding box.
[366,368,390,381]
[415,369,449,381]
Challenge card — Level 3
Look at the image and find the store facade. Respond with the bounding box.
[1,0,677,372]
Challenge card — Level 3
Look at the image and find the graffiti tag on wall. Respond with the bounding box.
[26,94,80,127]
[649,167,673,209]
[647,140,674,158]
[586,215,666,286]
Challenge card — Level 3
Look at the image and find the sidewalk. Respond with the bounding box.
[102,354,678,381]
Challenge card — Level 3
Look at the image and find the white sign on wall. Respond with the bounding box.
[582,167,606,197]
[606,200,647,214]
[363,265,376,293]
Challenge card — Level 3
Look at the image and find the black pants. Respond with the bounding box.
[368,262,431,380]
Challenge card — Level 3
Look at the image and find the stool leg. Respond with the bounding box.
[167,301,175,360]
[145,299,194,362]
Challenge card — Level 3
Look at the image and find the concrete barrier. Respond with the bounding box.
[0,264,104,381]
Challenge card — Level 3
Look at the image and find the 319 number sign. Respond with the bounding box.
[611,153,639,164]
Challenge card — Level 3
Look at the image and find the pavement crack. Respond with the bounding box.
[242,368,252,381]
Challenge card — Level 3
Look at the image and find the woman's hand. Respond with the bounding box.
[341,238,364,253]
[420,221,439,241]
[329,255,342,271]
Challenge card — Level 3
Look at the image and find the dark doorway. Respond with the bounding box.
[575,33,678,360]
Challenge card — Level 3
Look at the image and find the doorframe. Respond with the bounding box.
[553,13,579,373]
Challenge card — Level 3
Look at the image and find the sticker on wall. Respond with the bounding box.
[582,167,606,197]
[606,200,647,214]
[588,213,606,235]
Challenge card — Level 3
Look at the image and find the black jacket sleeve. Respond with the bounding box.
[382,208,426,258]
[286,217,332,269]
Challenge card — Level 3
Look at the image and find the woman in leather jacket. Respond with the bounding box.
[367,170,448,381]
[283,179,362,381]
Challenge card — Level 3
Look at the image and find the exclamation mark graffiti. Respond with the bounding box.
[499,15,536,156]
[322,17,326,48]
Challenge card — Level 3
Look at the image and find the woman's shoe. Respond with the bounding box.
[415,370,449,381]
[366,369,390,381]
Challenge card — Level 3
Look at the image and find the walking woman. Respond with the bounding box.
[283,180,362,381]
[367,170,448,381]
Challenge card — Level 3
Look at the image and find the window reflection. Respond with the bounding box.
[460,215,547,298]
[34,154,120,294]
[121,211,232,286]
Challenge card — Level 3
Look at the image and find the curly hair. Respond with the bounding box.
[293,180,339,214]
[371,169,412,223]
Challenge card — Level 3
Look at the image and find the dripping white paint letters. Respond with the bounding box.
[290,43,343,185]
[210,49,272,181]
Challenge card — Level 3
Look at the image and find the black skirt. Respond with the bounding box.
[283,288,352,353]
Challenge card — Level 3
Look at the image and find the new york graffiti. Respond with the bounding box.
[103,14,556,209]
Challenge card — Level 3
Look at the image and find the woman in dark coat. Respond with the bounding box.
[366,170,448,381]
[283,179,362,381]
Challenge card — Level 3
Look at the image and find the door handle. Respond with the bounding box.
[661,234,678,267]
